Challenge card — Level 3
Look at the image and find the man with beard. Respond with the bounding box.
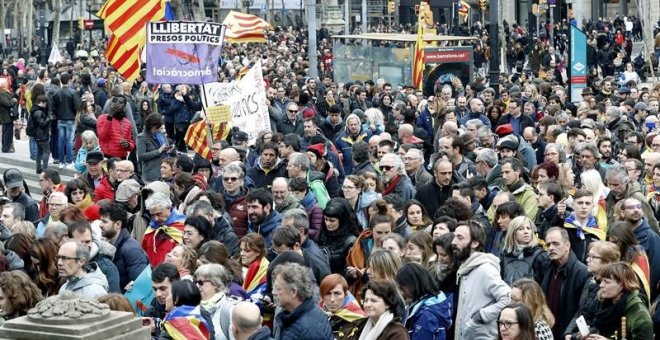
[219,162,250,238]
[605,165,659,231]
[501,158,538,220]
[541,227,590,339]
[597,137,618,169]
[459,98,491,129]
[452,220,510,340]
[246,188,282,251]
[622,197,660,299]
[99,202,149,292]
[247,142,286,189]
[271,177,303,214]
[378,153,416,201]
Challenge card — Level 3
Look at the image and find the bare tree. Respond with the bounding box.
[26,0,33,58]
[635,0,655,74]
[0,0,5,52]
[51,0,62,49]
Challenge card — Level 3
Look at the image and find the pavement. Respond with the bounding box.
[0,127,76,201]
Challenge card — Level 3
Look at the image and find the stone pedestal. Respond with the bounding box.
[0,292,149,340]
[324,0,345,33]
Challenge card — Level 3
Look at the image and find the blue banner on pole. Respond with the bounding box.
[569,24,587,103]
[146,21,226,85]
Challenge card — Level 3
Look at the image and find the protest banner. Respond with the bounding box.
[202,61,270,143]
[146,21,226,84]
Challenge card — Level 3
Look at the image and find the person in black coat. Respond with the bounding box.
[317,198,360,274]
[30,95,52,173]
[541,227,591,339]
[495,98,535,136]
[185,198,240,258]
[414,158,457,219]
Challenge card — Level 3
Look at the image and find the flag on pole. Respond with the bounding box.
[222,11,272,43]
[97,0,167,81]
[185,120,213,161]
[457,1,470,23]
[412,21,425,90]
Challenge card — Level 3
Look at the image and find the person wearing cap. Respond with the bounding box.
[631,102,649,130]
[116,179,142,214]
[2,169,39,223]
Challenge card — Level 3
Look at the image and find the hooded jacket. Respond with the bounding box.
[274,194,303,214]
[247,210,282,250]
[299,191,323,241]
[455,252,511,340]
[89,240,121,293]
[334,125,371,175]
[405,293,453,340]
[59,263,109,299]
[113,228,149,292]
[509,181,539,220]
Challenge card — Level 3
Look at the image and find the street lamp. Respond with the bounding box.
[488,0,499,95]
[242,0,254,14]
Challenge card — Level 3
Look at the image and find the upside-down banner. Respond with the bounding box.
[146,21,226,84]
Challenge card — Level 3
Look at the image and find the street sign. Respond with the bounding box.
[84,20,94,29]
[260,4,266,12]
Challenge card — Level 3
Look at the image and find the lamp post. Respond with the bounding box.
[488,0,499,95]
[38,0,48,66]
[242,0,253,14]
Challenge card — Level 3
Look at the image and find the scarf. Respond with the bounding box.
[358,310,394,340]
[594,291,629,337]
[74,194,93,211]
[144,208,185,253]
[243,257,269,295]
[564,214,605,240]
[320,292,367,323]
[153,131,167,147]
[162,305,211,340]
[382,176,401,196]
[200,292,225,311]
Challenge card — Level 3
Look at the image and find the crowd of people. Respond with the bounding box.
[0,11,658,340]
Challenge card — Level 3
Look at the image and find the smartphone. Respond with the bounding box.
[576,315,590,335]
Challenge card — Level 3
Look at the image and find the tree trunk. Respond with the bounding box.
[194,0,205,20]
[636,0,655,68]
[51,0,62,50]
[170,0,185,20]
[16,0,25,59]
[26,0,33,59]
[0,0,5,53]
[498,0,506,72]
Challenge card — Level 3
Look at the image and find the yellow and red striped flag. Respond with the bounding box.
[412,20,425,90]
[105,35,141,82]
[211,122,230,141]
[222,11,272,43]
[185,120,212,161]
[458,1,470,23]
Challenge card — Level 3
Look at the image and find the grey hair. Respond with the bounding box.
[194,264,229,293]
[63,240,91,262]
[575,141,600,159]
[466,119,484,130]
[272,262,314,301]
[3,203,25,221]
[48,192,68,205]
[605,164,629,183]
[80,130,99,144]
[477,126,492,139]
[476,148,498,168]
[222,162,245,178]
[364,108,384,126]
[555,110,569,121]
[281,208,309,233]
[381,153,405,175]
[406,148,424,160]
[186,200,215,218]
[289,152,310,171]
[145,192,173,211]
[606,106,622,119]
[46,221,69,239]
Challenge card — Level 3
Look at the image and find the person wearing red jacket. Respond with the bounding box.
[142,191,185,267]
[97,97,135,159]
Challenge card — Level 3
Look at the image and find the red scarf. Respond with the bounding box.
[382,176,401,196]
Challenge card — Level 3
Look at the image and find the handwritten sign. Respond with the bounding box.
[207,105,231,123]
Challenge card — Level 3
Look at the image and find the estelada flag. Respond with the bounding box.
[184,120,212,161]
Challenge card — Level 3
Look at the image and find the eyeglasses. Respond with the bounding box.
[194,280,212,286]
[379,165,393,172]
[497,321,519,330]
[587,254,602,260]
[624,204,642,210]
[342,185,356,190]
[287,109,298,113]
[56,255,80,262]
[222,177,241,182]
[48,202,66,207]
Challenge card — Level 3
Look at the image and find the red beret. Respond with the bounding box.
[83,204,101,221]
[306,143,326,158]
[495,124,514,137]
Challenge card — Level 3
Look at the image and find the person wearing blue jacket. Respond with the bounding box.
[395,263,453,340]
[334,113,371,175]
[246,188,283,251]
[623,197,660,300]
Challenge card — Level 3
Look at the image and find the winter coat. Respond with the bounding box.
[89,241,121,293]
[275,194,303,214]
[247,211,283,250]
[248,326,275,340]
[212,213,240,257]
[565,277,600,337]
[75,145,102,174]
[75,113,97,135]
[0,90,14,124]
[592,290,654,339]
[275,298,332,340]
[93,175,115,202]
[166,97,192,125]
[404,293,452,340]
[355,317,409,340]
[299,191,323,241]
[247,162,287,189]
[3,249,24,271]
[59,263,109,299]
[605,182,659,232]
[52,86,80,121]
[454,252,511,340]
[12,191,39,224]
[633,219,660,298]
[334,127,371,175]
[96,113,134,158]
[509,182,539,220]
[541,252,590,337]
[137,131,168,182]
[564,214,604,263]
[496,113,535,136]
[113,228,149,292]
[276,116,304,136]
[499,245,549,285]
[409,167,434,187]
[318,231,357,275]
[30,105,51,142]
[320,117,345,143]
[414,181,454,219]
[222,189,249,238]
[387,175,416,201]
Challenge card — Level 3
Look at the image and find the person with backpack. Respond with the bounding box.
[500,216,549,286]
[28,95,52,174]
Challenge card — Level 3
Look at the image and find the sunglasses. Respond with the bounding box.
[194,280,211,286]
[380,165,393,172]
[223,177,240,182]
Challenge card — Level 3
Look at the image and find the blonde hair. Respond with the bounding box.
[589,241,621,265]
[80,130,99,148]
[580,169,606,215]
[367,249,401,281]
[511,278,555,327]
[9,221,36,243]
[503,216,539,253]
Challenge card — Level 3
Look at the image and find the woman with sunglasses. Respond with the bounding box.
[194,263,241,340]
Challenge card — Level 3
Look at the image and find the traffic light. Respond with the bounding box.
[388,1,395,14]
[78,17,84,30]
[479,0,487,10]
